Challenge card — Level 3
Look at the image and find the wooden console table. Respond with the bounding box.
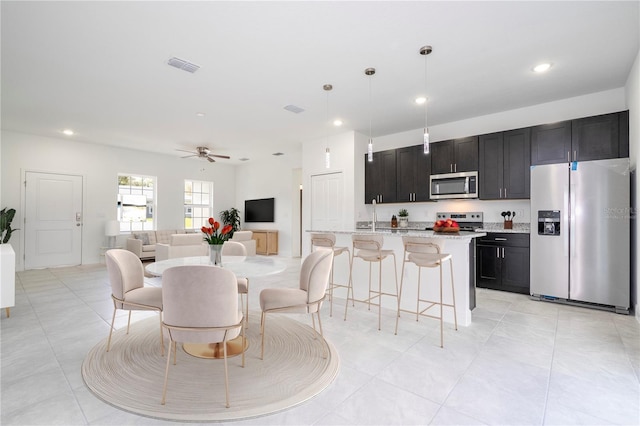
[252,230,278,255]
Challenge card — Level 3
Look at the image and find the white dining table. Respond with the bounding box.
[144,255,288,360]
[144,255,287,278]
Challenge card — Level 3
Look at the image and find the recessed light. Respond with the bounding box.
[533,63,552,73]
[195,112,205,117]
[333,119,343,127]
[62,129,74,136]
[415,97,427,105]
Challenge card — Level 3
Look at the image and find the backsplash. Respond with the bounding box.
[357,199,531,225]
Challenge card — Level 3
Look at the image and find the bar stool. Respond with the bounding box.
[345,234,398,332]
[395,236,457,347]
[310,233,352,317]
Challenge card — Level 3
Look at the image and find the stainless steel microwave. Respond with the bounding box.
[430,171,479,200]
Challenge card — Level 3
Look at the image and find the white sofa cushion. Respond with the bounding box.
[170,233,203,246]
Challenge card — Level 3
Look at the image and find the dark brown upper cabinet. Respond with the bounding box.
[431,136,478,174]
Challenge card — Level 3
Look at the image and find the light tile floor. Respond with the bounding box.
[2,258,639,425]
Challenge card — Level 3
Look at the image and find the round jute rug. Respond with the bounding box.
[82,314,339,422]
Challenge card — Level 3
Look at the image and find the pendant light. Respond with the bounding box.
[420,45,432,154]
[365,67,375,162]
[324,84,332,169]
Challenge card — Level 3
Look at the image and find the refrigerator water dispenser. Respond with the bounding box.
[537,210,561,235]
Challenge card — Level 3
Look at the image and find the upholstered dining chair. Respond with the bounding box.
[259,249,333,360]
[105,249,164,354]
[161,265,244,408]
[222,241,250,327]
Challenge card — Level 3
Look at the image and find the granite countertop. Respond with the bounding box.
[475,222,530,234]
[309,228,487,240]
[354,221,530,234]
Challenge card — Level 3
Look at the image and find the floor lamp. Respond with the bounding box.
[105,220,120,249]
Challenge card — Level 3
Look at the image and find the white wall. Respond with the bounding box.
[1,131,237,270]
[301,131,357,256]
[233,149,301,257]
[625,47,640,321]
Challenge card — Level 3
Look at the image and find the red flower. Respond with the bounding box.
[201,218,232,244]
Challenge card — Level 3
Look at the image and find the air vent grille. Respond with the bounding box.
[283,104,305,114]
[167,57,200,73]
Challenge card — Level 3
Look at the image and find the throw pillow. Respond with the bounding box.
[134,233,150,245]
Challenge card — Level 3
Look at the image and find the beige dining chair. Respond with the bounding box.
[161,265,244,407]
[222,240,249,327]
[395,236,457,347]
[259,249,333,360]
[310,233,351,317]
[105,249,164,354]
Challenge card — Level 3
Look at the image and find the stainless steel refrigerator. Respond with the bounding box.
[530,158,630,313]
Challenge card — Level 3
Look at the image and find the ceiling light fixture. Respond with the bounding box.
[195,112,205,117]
[365,67,376,162]
[324,84,333,169]
[415,97,426,105]
[333,119,343,127]
[62,129,74,136]
[420,45,433,154]
[533,63,552,73]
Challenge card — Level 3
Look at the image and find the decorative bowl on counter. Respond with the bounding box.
[433,226,460,233]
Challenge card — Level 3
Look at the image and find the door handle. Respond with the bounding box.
[502,247,505,258]
[499,188,502,198]
[504,188,507,198]
[496,247,500,257]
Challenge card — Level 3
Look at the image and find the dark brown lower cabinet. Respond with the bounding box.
[476,233,530,294]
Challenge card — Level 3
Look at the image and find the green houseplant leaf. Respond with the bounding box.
[1,207,18,244]
[219,207,241,237]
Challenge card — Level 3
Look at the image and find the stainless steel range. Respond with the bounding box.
[428,211,484,231]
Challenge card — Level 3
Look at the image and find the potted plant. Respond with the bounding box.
[398,208,409,228]
[219,207,241,237]
[1,207,18,243]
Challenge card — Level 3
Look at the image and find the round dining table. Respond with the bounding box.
[145,255,287,359]
[144,255,287,278]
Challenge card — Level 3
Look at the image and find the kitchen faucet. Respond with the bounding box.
[371,199,377,231]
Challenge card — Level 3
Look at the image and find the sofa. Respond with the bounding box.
[126,229,197,261]
[155,233,208,261]
[230,231,257,256]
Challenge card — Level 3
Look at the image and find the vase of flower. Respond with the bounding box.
[209,244,223,266]
[201,217,233,267]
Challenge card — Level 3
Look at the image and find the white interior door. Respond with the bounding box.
[311,172,344,231]
[25,172,83,269]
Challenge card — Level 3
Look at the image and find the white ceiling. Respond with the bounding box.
[2,1,639,164]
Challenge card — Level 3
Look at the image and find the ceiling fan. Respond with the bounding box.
[176,146,230,163]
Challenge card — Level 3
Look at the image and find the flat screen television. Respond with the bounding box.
[244,197,275,222]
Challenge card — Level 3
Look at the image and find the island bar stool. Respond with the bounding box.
[395,236,457,347]
[345,234,399,332]
[310,233,352,317]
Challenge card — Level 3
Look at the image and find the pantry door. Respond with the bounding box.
[310,172,344,231]
[24,172,83,269]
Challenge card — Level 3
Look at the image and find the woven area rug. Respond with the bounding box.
[82,314,339,422]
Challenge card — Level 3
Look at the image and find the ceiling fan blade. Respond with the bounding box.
[180,154,198,158]
[176,149,196,154]
[210,154,231,159]
[206,156,216,163]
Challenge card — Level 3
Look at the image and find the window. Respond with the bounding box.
[117,174,156,232]
[184,180,213,230]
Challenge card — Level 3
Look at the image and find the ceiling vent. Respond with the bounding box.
[283,104,305,114]
[272,152,285,156]
[239,157,250,161]
[167,57,200,73]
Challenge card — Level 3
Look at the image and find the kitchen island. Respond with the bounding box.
[307,229,486,327]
